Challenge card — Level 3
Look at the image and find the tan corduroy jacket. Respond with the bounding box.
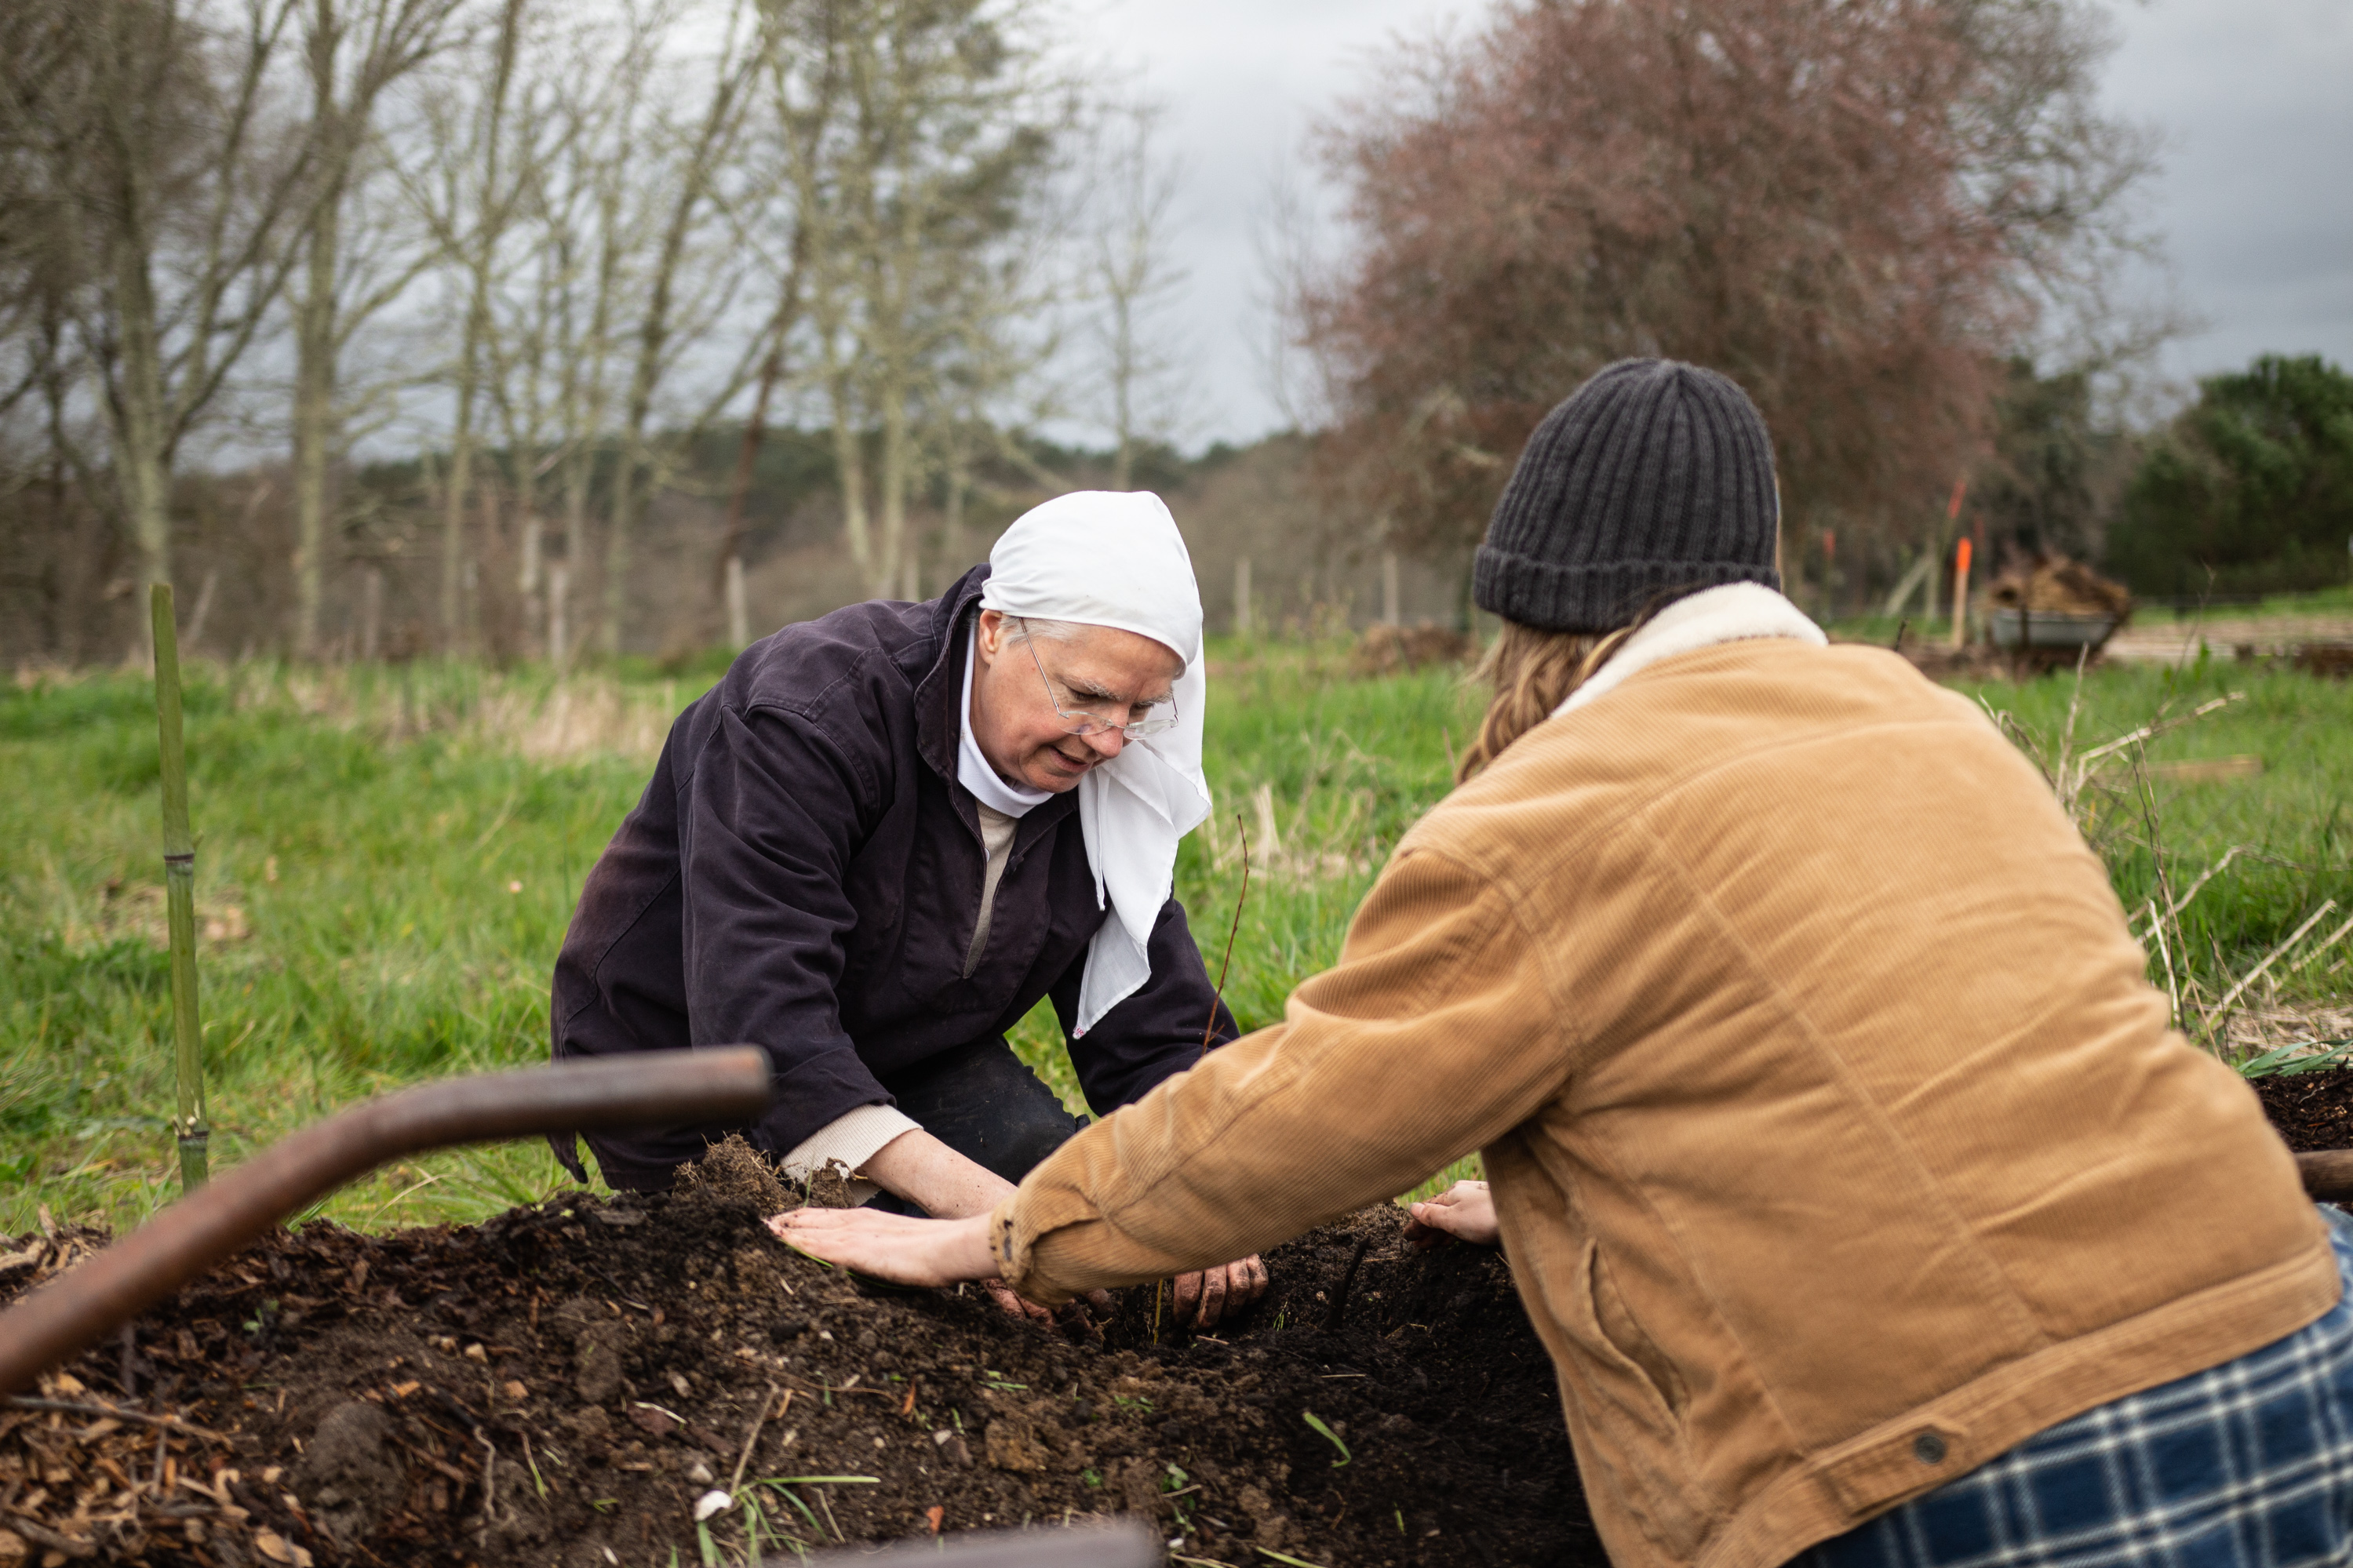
[988,634,2337,1568]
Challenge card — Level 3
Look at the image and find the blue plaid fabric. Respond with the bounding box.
[1797,1206,2353,1568]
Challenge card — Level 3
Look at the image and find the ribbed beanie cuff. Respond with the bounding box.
[1473,553,1777,634]
[1473,359,1780,635]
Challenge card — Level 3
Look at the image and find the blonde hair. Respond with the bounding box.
[1455,618,1644,784]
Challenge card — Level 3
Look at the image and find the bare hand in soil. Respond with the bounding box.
[767,1206,995,1286]
[1405,1180,1500,1250]
[982,1276,1058,1326]
[978,1277,1116,1333]
[1171,1255,1269,1330]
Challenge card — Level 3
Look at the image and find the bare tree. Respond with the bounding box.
[599,0,774,655]
[773,0,1071,602]
[1293,0,2162,573]
[6,0,323,603]
[287,0,469,657]
[1084,101,1188,489]
[397,0,527,652]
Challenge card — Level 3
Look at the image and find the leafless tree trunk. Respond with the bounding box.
[30,1,322,604]
[1085,103,1187,489]
[716,272,798,647]
[289,0,465,658]
[433,0,524,653]
[600,0,770,654]
[772,0,1073,602]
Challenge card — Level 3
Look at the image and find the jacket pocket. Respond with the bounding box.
[1557,1239,1710,1558]
[1590,1243,1690,1424]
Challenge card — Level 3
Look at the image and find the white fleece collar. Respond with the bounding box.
[1555,583,1826,716]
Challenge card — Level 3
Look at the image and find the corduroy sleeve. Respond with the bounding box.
[988,846,1575,1301]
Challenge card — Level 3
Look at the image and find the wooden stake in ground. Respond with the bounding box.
[1949,536,1974,650]
[151,585,210,1191]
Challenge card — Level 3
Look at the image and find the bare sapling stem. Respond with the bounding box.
[152,585,210,1191]
[1200,815,1252,1053]
[2144,900,2182,1031]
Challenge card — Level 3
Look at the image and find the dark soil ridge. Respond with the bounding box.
[2251,1066,2353,1153]
[0,1142,1598,1568]
[20,1068,2351,1568]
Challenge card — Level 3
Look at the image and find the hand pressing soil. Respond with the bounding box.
[1,1138,1600,1567]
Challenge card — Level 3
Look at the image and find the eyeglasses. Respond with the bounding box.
[1015,619,1181,740]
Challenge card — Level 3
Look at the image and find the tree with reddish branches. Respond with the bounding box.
[1292,0,2154,582]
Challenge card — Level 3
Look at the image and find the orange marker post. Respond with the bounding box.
[1950,537,1973,649]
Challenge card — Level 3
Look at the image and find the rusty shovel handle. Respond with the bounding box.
[0,1049,770,1396]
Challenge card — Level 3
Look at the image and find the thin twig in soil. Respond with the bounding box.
[475,1430,498,1541]
[1321,1239,1369,1333]
[730,1386,779,1493]
[2,1397,227,1443]
[8,1516,96,1559]
[774,1373,893,1402]
[1200,815,1252,1053]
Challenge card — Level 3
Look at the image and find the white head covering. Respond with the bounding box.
[971,491,1211,1035]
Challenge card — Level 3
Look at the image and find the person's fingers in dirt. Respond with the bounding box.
[982,1277,1054,1326]
[1233,1253,1269,1310]
[1405,1179,1500,1250]
[768,1207,982,1286]
[1171,1268,1203,1326]
[1191,1261,1231,1330]
[1055,1299,1106,1343]
[1401,1210,1455,1252]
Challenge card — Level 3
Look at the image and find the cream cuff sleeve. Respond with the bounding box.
[780,1103,920,1207]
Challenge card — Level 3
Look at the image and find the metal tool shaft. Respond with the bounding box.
[0,1050,770,1395]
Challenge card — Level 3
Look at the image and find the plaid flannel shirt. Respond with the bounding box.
[1802,1206,2353,1568]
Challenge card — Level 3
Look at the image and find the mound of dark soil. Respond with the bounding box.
[20,1071,2347,1568]
[1,1144,1595,1568]
[2252,1066,2353,1152]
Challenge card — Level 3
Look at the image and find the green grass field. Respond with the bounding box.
[5,630,2350,1239]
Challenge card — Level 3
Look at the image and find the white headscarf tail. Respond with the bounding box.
[978,492,1211,1034]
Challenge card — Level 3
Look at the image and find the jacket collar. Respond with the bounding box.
[916,566,993,780]
[1557,583,1826,716]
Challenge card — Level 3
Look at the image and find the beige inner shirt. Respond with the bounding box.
[963,803,1022,977]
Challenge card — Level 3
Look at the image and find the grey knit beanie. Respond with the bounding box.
[1473,358,1780,634]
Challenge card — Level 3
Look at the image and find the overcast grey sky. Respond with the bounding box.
[1073,0,2353,447]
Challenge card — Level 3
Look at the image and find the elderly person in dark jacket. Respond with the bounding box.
[548,491,1264,1326]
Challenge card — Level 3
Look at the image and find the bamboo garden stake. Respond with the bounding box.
[151,584,212,1191]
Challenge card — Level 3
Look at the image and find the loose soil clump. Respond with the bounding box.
[2253,1066,2353,1152]
[2,1140,1595,1566]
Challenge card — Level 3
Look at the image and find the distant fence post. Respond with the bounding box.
[1381,551,1401,626]
[1950,537,1974,649]
[151,585,211,1192]
[726,555,751,649]
[548,562,570,668]
[1234,555,1252,638]
[361,566,384,662]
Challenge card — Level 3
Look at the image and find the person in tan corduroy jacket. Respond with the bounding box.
[778,361,2353,1568]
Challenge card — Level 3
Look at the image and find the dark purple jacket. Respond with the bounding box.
[548,566,1236,1186]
